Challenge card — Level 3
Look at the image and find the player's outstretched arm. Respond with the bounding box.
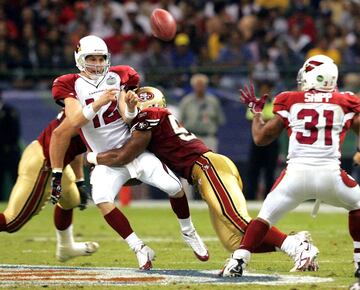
[252,114,284,146]
[87,130,151,166]
[50,116,78,170]
[49,116,80,204]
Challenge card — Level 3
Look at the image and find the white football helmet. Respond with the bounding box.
[74,35,110,80]
[135,87,167,110]
[301,54,338,92]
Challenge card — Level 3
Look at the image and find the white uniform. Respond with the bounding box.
[258,90,360,225]
[52,66,182,204]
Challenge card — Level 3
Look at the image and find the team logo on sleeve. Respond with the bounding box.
[135,121,150,130]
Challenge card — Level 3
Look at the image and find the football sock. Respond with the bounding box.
[349,209,360,242]
[56,224,75,245]
[104,207,133,239]
[54,205,73,231]
[240,219,269,252]
[169,193,190,219]
[125,232,144,252]
[280,234,299,256]
[0,213,6,231]
[178,217,195,234]
[251,227,282,253]
[263,226,287,248]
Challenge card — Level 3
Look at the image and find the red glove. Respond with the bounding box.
[239,83,268,114]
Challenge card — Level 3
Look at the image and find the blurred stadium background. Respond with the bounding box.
[1,0,360,200]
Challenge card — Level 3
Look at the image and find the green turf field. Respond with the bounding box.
[0,201,357,289]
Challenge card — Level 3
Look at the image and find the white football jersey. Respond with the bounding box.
[52,65,139,153]
[274,90,360,166]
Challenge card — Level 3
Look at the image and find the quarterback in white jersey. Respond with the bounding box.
[221,55,360,278]
[51,35,208,270]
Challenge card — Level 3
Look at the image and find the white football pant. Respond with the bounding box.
[258,164,360,225]
[90,151,182,204]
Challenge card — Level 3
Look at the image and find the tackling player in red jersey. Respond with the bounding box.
[86,86,319,274]
[0,110,98,261]
[222,55,360,278]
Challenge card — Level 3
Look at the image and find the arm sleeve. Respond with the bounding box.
[110,65,140,91]
[130,109,161,132]
[52,74,77,107]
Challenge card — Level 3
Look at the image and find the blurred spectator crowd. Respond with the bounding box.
[0,0,360,91]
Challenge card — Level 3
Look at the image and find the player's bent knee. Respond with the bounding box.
[172,190,185,198]
[96,202,116,216]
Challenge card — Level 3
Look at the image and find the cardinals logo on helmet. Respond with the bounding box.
[305,60,323,72]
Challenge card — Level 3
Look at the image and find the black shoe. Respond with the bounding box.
[230,259,244,277]
[355,262,360,278]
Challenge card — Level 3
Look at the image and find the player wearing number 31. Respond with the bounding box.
[52,35,208,270]
[221,54,360,278]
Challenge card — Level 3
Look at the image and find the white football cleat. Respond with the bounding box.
[135,245,156,270]
[182,229,209,261]
[289,231,319,272]
[220,249,250,277]
[56,241,99,262]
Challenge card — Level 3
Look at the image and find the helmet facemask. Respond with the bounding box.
[81,54,110,80]
[297,67,304,91]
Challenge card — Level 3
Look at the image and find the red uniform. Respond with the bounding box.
[132,107,210,182]
[0,112,86,233]
[38,117,86,166]
[132,107,254,252]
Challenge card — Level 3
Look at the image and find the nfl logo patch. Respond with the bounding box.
[106,76,116,85]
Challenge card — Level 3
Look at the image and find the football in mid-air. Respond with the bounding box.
[150,8,177,41]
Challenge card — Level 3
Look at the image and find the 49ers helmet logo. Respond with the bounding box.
[138,91,154,102]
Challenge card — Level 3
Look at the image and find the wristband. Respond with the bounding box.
[125,105,137,119]
[87,152,98,165]
[82,104,96,120]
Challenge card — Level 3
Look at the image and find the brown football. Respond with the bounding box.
[150,8,177,41]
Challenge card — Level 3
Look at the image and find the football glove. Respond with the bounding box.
[239,83,268,114]
[50,172,62,204]
[76,180,91,210]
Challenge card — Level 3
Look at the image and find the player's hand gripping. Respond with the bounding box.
[239,83,268,114]
[98,88,119,107]
[50,172,62,204]
[125,90,138,111]
[76,180,91,210]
